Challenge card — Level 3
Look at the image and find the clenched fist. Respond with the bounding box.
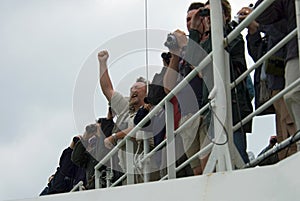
[98,50,109,64]
[104,136,114,149]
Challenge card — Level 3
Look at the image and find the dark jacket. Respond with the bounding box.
[47,147,86,194]
[59,147,81,178]
[71,140,104,189]
[226,25,253,133]
[71,122,123,189]
[190,26,253,133]
[246,20,287,114]
[255,0,298,62]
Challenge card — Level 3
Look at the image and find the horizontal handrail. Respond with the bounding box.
[95,53,213,170]
[231,29,297,89]
[110,173,128,187]
[225,0,276,46]
[160,142,214,181]
[94,0,299,189]
[139,102,210,164]
[244,130,300,168]
[233,77,300,132]
[70,181,84,192]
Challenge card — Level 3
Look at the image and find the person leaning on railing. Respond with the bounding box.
[254,0,300,139]
[97,50,160,183]
[162,2,212,176]
[71,124,107,189]
[237,5,297,160]
[133,52,194,178]
[40,136,86,195]
[187,0,253,164]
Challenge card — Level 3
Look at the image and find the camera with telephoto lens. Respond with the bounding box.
[164,33,179,50]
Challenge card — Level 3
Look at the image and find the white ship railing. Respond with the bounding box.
[70,181,84,192]
[244,130,300,168]
[93,0,300,189]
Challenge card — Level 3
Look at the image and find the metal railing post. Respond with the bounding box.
[296,0,300,71]
[95,167,101,189]
[204,0,233,173]
[165,100,176,179]
[106,158,113,187]
[94,52,212,188]
[143,131,150,183]
[91,0,300,189]
[126,138,135,185]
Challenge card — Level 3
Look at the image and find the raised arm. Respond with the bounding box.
[98,50,114,102]
[185,8,210,67]
[237,7,261,62]
[163,30,187,94]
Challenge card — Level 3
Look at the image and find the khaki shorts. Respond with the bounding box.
[180,114,209,169]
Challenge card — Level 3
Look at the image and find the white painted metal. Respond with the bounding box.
[223,53,245,169]
[231,29,297,89]
[126,139,134,184]
[204,0,233,173]
[165,100,176,179]
[143,131,150,182]
[296,0,300,72]
[93,0,300,188]
[14,152,300,201]
[245,130,300,168]
[70,181,84,192]
[225,0,275,45]
[233,77,300,132]
[105,158,113,187]
[139,105,204,165]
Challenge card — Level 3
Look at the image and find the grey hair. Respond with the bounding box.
[136,76,147,84]
[136,76,150,86]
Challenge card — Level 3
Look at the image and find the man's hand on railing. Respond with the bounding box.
[104,136,115,149]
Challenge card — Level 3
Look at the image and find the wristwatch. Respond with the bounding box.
[112,133,117,145]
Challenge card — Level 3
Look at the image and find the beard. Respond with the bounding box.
[129,96,143,113]
[129,97,138,107]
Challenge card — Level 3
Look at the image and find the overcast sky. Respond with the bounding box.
[0,1,275,200]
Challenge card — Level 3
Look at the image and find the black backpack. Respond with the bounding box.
[147,67,167,105]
